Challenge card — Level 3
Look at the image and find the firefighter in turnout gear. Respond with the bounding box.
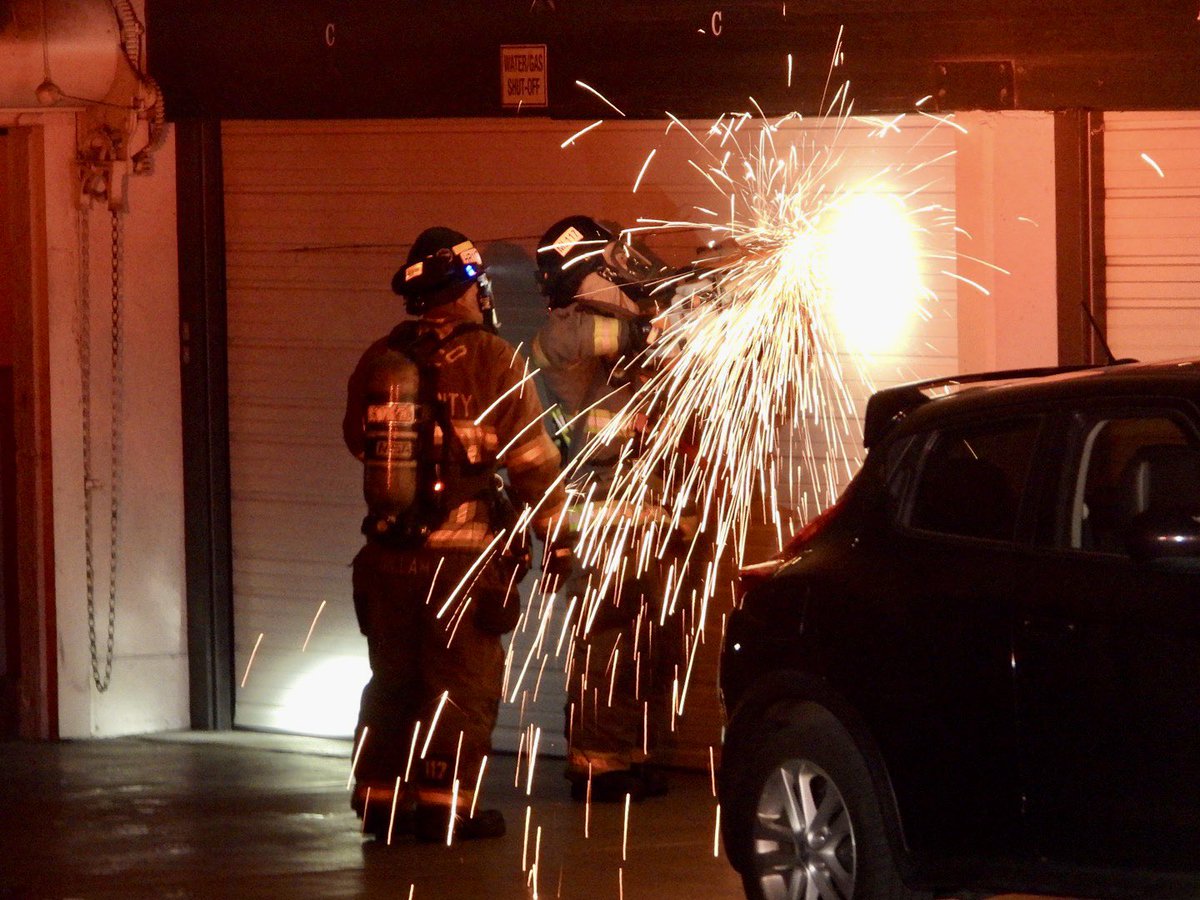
[344,226,567,842]
[532,215,689,803]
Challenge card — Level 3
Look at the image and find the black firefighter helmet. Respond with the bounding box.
[392,226,490,316]
[536,215,672,308]
[536,216,616,308]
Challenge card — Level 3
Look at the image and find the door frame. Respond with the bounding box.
[175,119,235,730]
[1054,109,1108,366]
[0,125,58,740]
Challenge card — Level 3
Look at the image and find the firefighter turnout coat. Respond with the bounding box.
[345,314,565,549]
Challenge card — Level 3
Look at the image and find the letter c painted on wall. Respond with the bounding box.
[325,23,336,47]
[711,11,723,35]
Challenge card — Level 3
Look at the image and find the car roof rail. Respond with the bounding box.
[862,363,1115,448]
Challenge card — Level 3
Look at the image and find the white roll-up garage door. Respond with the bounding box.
[1105,112,1200,362]
[221,118,957,765]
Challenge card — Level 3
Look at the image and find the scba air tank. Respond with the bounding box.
[362,348,421,522]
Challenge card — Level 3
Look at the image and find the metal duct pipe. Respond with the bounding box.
[0,0,121,108]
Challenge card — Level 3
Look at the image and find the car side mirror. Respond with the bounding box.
[1125,510,1200,566]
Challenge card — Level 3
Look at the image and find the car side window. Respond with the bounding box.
[883,433,920,510]
[907,419,1040,542]
[1068,414,1200,554]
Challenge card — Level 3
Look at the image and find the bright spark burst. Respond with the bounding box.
[447,776,460,845]
[562,120,604,148]
[387,775,403,845]
[419,692,449,759]
[343,42,953,882]
[713,803,722,857]
[301,600,326,652]
[404,720,421,782]
[622,792,631,860]
[495,72,955,727]
[470,755,488,818]
[584,763,593,837]
[240,632,264,688]
[526,726,542,795]
[633,149,657,193]
[522,805,533,870]
[575,80,627,118]
[348,725,369,789]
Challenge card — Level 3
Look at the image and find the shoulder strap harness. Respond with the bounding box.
[381,321,506,544]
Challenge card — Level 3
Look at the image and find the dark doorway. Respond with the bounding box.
[0,366,15,738]
[0,129,20,736]
[0,126,57,740]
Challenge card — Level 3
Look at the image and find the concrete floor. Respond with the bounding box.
[0,731,744,900]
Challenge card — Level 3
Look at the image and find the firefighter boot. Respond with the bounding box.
[567,764,670,803]
[352,783,414,842]
[414,804,506,843]
[568,768,646,803]
[630,763,670,798]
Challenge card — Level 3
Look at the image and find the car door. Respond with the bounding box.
[829,413,1046,862]
[1014,402,1200,873]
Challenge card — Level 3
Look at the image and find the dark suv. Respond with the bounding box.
[718,361,1200,900]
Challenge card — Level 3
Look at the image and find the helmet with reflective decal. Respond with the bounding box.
[392,226,489,315]
[535,215,616,308]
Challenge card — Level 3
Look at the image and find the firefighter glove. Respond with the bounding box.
[542,533,577,589]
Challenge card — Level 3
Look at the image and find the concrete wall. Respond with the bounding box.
[1,36,188,734]
[955,111,1059,372]
[54,126,187,737]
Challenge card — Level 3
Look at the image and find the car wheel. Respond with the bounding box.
[723,702,927,900]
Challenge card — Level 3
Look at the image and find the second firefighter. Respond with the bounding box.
[531,215,693,802]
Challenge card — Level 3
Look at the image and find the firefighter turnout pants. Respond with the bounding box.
[565,566,683,777]
[351,541,517,812]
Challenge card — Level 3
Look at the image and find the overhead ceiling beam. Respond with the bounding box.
[149,2,1200,119]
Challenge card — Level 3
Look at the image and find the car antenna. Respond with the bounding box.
[1080,301,1118,365]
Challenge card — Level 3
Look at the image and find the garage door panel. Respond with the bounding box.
[1107,244,1200,262]
[1107,308,1200,334]
[228,459,355,506]
[1105,112,1200,363]
[228,347,364,396]
[1107,206,1200,232]
[227,267,405,296]
[1103,161,1200,187]
[230,523,360,579]
[234,570,353,612]
[1107,308,1200,361]
[1107,281,1200,301]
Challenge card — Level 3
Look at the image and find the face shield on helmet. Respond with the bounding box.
[599,237,670,301]
[536,215,674,309]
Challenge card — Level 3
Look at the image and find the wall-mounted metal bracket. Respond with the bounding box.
[77,120,130,211]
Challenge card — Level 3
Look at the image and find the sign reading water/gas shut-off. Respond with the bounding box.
[500,44,547,108]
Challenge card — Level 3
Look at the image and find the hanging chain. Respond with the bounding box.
[80,207,99,688]
[81,206,123,693]
[106,210,123,688]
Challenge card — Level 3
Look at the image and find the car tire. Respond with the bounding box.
[722,701,928,900]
